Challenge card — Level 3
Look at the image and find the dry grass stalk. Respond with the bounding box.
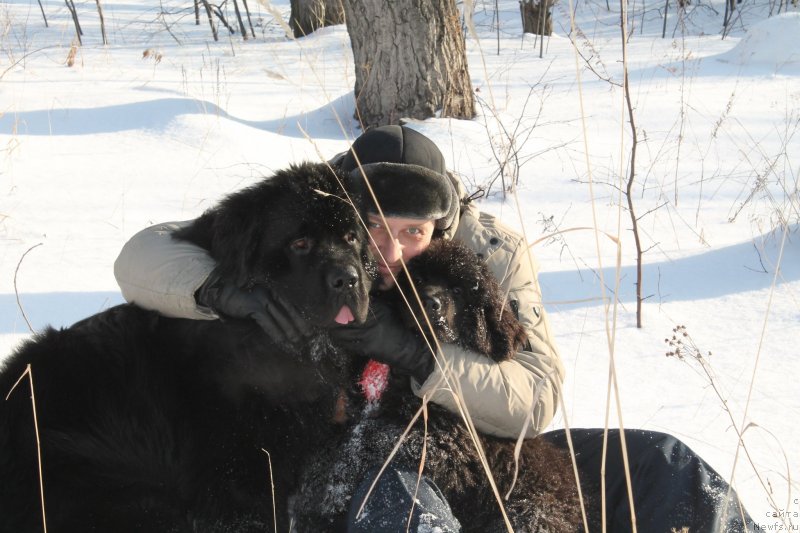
[6,366,48,532]
[260,448,278,533]
[142,48,163,64]
[13,243,42,332]
[665,324,790,529]
[65,40,78,68]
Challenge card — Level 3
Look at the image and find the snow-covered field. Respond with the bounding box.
[1,0,798,528]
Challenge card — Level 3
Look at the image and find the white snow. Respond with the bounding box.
[717,12,800,67]
[1,0,798,528]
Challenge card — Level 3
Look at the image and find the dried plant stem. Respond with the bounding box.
[613,0,640,530]
[619,1,643,329]
[405,407,428,533]
[623,100,643,329]
[730,221,791,525]
[555,394,591,532]
[666,322,788,528]
[6,365,47,532]
[260,449,278,533]
[14,243,43,334]
[566,0,637,528]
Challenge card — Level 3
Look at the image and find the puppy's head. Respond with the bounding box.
[176,162,376,329]
[397,240,526,362]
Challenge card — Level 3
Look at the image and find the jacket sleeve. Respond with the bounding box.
[410,208,565,439]
[113,221,218,320]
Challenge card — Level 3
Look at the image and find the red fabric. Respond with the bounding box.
[359,360,390,403]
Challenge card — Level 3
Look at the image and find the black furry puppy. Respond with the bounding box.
[0,163,374,533]
[293,239,582,532]
[396,238,528,362]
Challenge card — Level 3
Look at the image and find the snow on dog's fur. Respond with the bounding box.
[292,239,582,532]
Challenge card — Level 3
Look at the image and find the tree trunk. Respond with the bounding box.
[343,0,475,129]
[95,0,108,45]
[200,0,218,41]
[233,0,248,40]
[290,0,345,38]
[520,0,553,36]
[65,0,83,45]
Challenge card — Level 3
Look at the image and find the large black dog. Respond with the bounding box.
[293,239,583,532]
[0,163,374,533]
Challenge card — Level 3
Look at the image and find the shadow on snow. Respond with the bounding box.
[1,228,797,335]
[538,227,798,311]
[0,93,358,140]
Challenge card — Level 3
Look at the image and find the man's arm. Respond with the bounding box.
[116,222,315,343]
[114,221,217,319]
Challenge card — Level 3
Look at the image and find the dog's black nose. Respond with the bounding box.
[327,264,359,291]
[424,296,442,313]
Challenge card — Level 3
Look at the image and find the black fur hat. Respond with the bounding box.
[341,126,459,231]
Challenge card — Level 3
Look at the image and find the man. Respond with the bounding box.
[115,126,755,532]
[116,125,563,442]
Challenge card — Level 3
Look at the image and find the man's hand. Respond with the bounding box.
[330,299,434,383]
[196,273,313,346]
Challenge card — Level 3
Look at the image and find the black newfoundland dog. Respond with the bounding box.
[0,162,374,533]
[293,239,583,532]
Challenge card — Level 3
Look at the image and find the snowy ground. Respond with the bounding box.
[1,0,798,529]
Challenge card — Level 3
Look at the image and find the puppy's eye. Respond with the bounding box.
[290,237,313,253]
[345,231,358,244]
[452,286,463,295]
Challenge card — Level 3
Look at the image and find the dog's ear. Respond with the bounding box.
[479,297,527,362]
[464,305,493,358]
[175,183,277,287]
[211,188,275,287]
[173,211,215,251]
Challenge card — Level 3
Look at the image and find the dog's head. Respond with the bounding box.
[178,162,375,329]
[396,239,526,362]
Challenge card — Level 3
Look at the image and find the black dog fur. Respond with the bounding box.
[293,239,583,532]
[0,162,374,533]
[396,238,528,362]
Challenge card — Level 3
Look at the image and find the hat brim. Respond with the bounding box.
[347,162,459,231]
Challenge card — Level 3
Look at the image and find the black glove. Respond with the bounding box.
[330,299,434,383]
[196,272,313,346]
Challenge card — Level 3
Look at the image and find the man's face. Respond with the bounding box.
[366,213,436,290]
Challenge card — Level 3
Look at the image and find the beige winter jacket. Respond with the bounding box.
[114,205,564,440]
[414,201,564,438]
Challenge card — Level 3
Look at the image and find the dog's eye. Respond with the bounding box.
[344,231,358,244]
[290,237,313,253]
[452,286,463,295]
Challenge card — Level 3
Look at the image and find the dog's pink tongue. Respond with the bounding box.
[334,305,355,325]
